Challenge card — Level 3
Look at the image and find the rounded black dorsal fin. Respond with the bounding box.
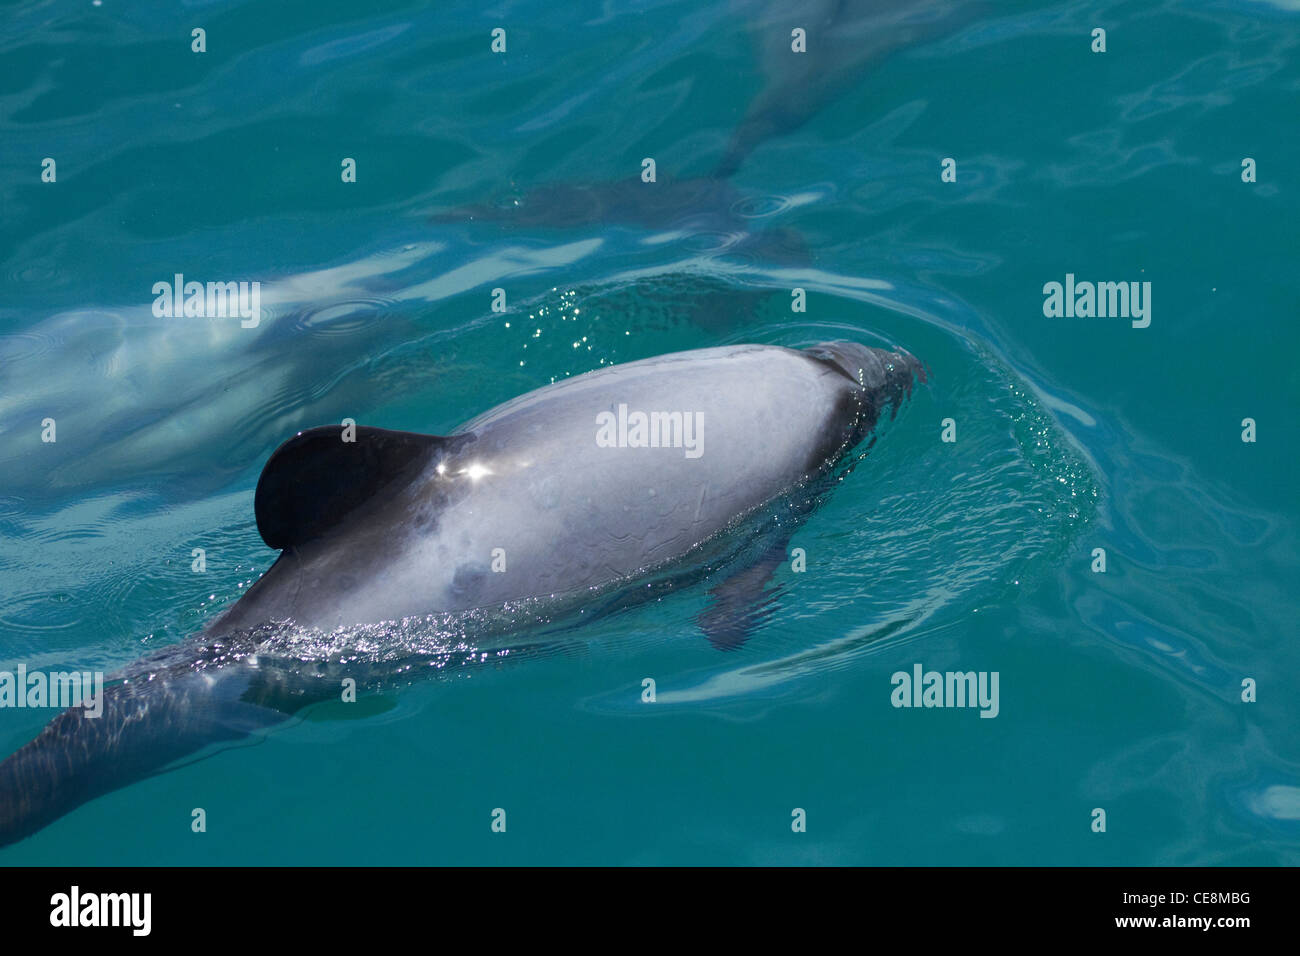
[253,425,446,550]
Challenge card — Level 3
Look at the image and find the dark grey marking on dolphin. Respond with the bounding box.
[0,341,924,847]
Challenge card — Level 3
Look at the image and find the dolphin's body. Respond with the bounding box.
[435,1,987,231]
[431,177,744,232]
[430,176,811,264]
[0,341,922,847]
[716,0,988,177]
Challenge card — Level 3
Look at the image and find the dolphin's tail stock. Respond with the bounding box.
[0,654,305,848]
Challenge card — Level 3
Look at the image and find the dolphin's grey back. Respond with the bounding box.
[0,342,921,848]
[216,344,916,632]
[439,345,861,600]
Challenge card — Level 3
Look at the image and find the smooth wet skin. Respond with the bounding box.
[217,342,921,632]
[0,341,922,847]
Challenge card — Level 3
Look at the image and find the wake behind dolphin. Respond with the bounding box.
[0,341,923,847]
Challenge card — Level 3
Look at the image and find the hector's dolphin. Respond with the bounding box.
[716,0,989,177]
[435,1,987,233]
[0,341,922,847]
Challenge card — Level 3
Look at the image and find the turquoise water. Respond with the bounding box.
[1,0,1297,864]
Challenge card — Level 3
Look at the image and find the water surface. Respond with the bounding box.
[0,0,1296,864]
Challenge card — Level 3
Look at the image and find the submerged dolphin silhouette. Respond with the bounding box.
[717,0,988,177]
[430,176,811,263]
[434,1,985,232]
[0,341,923,847]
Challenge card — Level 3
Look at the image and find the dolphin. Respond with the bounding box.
[433,1,987,232]
[430,177,744,232]
[0,341,923,847]
[716,0,990,177]
[430,176,812,263]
